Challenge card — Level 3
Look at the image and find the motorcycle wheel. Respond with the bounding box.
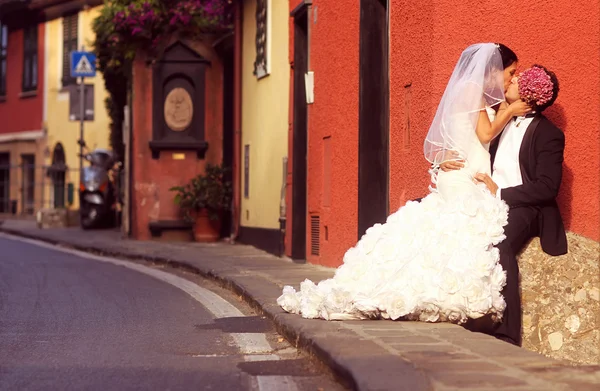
[80,205,101,230]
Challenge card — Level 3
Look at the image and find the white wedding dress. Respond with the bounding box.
[277,110,510,324]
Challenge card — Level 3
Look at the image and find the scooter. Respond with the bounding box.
[78,148,119,229]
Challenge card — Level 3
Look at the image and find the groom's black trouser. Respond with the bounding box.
[494,206,540,346]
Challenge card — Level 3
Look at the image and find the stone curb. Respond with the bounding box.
[0,226,433,391]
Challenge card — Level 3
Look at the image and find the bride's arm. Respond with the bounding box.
[476,100,531,143]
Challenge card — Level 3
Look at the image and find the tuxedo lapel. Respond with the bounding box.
[489,132,502,171]
[518,115,544,183]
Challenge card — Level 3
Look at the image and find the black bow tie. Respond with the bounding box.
[524,113,537,118]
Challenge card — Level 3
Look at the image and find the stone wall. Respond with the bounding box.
[520,233,600,365]
[36,208,79,229]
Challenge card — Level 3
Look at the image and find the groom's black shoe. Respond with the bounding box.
[494,334,520,347]
[463,315,495,334]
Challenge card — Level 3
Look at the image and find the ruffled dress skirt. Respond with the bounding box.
[277,175,509,324]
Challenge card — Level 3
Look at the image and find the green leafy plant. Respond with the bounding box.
[170,164,233,222]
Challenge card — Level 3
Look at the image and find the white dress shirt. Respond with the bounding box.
[492,115,535,198]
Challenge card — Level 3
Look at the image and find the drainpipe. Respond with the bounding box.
[231,0,243,241]
[278,157,287,257]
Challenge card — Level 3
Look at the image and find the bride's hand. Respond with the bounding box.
[474,173,499,195]
[507,99,533,117]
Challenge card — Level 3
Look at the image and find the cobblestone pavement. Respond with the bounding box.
[1,219,599,391]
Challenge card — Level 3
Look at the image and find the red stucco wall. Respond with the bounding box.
[305,2,360,266]
[131,40,224,240]
[298,0,599,267]
[0,24,45,134]
[388,0,600,242]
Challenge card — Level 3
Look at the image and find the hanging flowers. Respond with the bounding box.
[107,0,233,53]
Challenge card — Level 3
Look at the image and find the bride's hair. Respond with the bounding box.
[496,43,518,69]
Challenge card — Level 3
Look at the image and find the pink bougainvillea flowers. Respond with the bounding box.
[518,66,554,107]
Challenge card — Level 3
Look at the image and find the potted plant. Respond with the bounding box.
[170,164,232,242]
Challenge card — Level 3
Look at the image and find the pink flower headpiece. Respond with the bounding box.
[518,66,554,107]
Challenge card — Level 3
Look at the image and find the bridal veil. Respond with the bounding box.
[424,43,505,165]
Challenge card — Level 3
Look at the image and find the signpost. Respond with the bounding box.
[70,47,97,178]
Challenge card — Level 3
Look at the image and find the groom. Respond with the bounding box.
[443,64,568,346]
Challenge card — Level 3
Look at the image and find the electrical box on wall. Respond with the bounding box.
[305,71,314,104]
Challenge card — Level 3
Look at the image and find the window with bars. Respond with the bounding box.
[62,14,78,86]
[253,0,268,78]
[22,25,38,92]
[0,23,7,96]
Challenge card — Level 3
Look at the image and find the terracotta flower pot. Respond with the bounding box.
[193,209,221,242]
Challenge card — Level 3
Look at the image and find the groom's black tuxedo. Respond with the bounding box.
[490,114,567,346]
[490,114,568,256]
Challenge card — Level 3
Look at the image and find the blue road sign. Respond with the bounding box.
[70,51,96,78]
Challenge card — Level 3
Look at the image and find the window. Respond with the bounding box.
[253,0,270,78]
[21,154,35,215]
[62,14,78,86]
[244,144,250,198]
[0,22,7,96]
[22,24,38,92]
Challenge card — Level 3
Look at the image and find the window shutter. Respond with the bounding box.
[62,14,78,86]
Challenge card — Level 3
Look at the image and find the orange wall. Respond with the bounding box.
[297,0,599,267]
[0,24,45,134]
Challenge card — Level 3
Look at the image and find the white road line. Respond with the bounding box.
[1,233,298,390]
[190,354,281,362]
[243,354,280,362]
[255,376,299,391]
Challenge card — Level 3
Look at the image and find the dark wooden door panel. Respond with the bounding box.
[358,0,390,238]
[291,8,309,261]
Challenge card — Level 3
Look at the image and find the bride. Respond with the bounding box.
[277,43,531,324]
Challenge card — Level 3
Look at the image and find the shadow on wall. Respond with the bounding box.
[545,103,573,231]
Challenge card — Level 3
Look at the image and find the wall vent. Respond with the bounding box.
[310,215,320,256]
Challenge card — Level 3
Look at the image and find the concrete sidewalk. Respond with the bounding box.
[1,219,599,391]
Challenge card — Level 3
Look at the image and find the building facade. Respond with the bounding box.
[43,2,109,210]
[0,0,108,215]
[286,0,600,266]
[237,0,290,255]
[0,1,46,216]
[129,21,235,241]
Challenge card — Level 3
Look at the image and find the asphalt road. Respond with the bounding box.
[0,235,345,391]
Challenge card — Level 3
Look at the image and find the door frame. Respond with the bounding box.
[290,2,310,261]
[0,152,10,213]
[20,153,35,215]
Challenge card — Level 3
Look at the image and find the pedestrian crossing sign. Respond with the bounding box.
[70,51,96,78]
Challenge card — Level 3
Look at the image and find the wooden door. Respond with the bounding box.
[358,0,390,238]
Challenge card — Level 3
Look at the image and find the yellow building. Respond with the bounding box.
[239,0,289,254]
[43,5,110,209]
